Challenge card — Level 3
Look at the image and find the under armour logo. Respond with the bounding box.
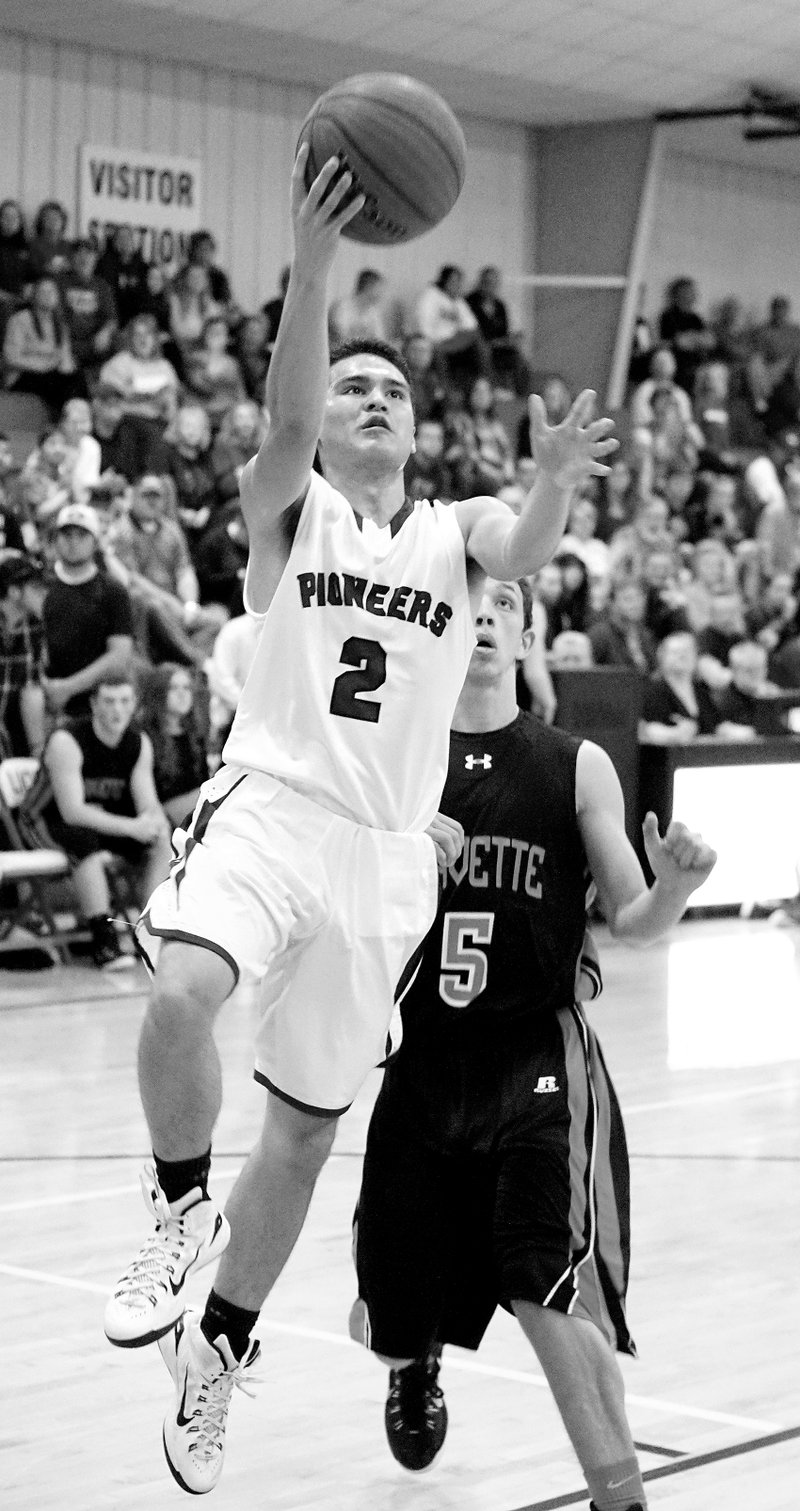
[533,1076,559,1094]
[465,753,492,770]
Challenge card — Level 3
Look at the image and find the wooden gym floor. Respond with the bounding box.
[2,914,799,1511]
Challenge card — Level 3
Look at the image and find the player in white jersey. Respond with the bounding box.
[103,147,617,1496]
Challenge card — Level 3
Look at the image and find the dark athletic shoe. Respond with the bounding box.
[384,1349,447,1472]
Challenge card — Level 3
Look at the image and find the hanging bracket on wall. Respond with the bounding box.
[657,87,800,142]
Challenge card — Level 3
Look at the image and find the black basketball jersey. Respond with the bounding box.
[401,711,589,1023]
[26,718,142,831]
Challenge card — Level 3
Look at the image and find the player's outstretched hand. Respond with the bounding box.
[426,812,465,874]
[642,811,717,894]
[529,389,618,489]
[290,143,366,276]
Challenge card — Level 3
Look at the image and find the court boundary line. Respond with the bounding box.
[511,1424,800,1510]
[0,1260,784,1434]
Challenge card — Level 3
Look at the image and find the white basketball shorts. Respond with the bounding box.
[135,765,439,1116]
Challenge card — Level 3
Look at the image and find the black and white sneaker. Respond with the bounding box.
[159,1309,261,1495]
[90,916,135,971]
[384,1349,447,1472]
[104,1165,230,1346]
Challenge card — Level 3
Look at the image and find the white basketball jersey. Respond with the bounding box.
[223,472,475,832]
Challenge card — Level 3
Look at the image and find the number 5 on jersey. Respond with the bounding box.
[439,911,495,1008]
[330,636,387,723]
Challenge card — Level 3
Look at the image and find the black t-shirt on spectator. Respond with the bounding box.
[43,570,134,713]
[97,415,171,483]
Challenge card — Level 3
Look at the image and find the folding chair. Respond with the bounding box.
[0,756,76,962]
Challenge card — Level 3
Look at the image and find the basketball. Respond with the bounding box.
[296,73,467,246]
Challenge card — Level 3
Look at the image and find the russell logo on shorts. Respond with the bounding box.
[533,1076,559,1094]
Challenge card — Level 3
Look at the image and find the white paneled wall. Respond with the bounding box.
[646,145,800,326]
[0,29,534,322]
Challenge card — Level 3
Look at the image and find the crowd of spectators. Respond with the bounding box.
[3,193,800,964]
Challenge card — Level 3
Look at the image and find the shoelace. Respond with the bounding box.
[112,1171,192,1307]
[390,1361,443,1432]
[189,1355,262,1461]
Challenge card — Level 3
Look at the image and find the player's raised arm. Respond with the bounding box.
[240,146,365,536]
[576,740,716,945]
[454,389,617,579]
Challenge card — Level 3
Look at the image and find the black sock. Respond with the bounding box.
[201,1288,259,1361]
[154,1148,211,1205]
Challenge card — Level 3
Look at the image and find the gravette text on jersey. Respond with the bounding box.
[447,833,546,898]
[297,571,454,637]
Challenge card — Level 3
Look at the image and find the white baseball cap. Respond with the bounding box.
[55,502,101,539]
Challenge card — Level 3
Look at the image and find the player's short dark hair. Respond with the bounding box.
[328,338,412,395]
[517,576,533,633]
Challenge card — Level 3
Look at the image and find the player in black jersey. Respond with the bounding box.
[349,576,716,1511]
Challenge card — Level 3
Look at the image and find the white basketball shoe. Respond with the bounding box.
[159,1308,261,1494]
[104,1164,230,1347]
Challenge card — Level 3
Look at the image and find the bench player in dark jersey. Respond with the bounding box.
[350,575,716,1511]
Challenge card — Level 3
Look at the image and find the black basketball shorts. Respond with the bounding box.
[351,1002,635,1361]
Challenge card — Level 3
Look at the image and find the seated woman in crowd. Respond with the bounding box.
[558,493,611,606]
[2,275,80,417]
[595,453,641,540]
[415,264,490,398]
[639,629,720,744]
[27,200,71,281]
[545,551,593,647]
[168,262,224,373]
[631,384,702,494]
[463,376,515,493]
[136,661,210,827]
[183,314,247,429]
[99,313,180,432]
[606,492,675,580]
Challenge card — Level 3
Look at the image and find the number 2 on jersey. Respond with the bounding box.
[330,636,387,723]
[439,911,495,1008]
